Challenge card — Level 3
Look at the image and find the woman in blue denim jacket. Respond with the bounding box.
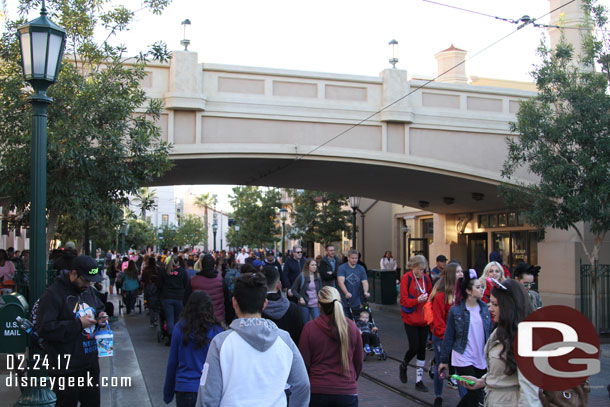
[438,269,492,407]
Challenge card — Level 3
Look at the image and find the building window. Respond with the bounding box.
[162,214,169,225]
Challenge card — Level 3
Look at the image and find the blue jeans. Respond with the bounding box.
[175,391,197,407]
[299,304,320,323]
[162,298,183,337]
[432,335,444,397]
[310,394,358,407]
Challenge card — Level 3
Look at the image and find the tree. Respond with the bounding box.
[133,188,157,220]
[125,218,155,251]
[228,186,281,248]
[501,0,610,329]
[0,0,173,252]
[159,223,179,250]
[288,190,352,245]
[177,214,207,248]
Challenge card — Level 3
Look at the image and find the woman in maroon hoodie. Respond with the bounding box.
[299,286,363,407]
[188,254,228,326]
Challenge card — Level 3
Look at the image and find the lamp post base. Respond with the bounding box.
[14,387,56,407]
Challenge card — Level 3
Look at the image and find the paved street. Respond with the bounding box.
[2,295,609,407]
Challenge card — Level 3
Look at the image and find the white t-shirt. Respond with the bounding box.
[236,252,248,264]
[451,303,487,369]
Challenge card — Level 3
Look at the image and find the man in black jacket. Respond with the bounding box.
[261,266,304,345]
[36,255,107,407]
[281,245,305,299]
[319,244,342,288]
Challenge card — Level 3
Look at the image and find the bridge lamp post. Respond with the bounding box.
[280,208,288,259]
[349,196,361,250]
[388,39,399,68]
[17,1,66,405]
[180,19,191,51]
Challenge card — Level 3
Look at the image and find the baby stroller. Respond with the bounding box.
[347,299,387,361]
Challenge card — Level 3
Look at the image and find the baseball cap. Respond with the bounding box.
[73,255,104,283]
[252,259,264,267]
[436,255,448,262]
[64,241,76,250]
[265,249,274,256]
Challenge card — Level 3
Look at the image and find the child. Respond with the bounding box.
[438,269,492,407]
[163,290,223,407]
[356,310,380,355]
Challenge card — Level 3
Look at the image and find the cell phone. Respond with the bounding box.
[451,374,475,386]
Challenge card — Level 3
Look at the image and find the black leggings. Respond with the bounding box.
[455,365,486,407]
[403,324,428,364]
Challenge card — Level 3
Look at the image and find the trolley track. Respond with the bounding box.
[360,371,433,406]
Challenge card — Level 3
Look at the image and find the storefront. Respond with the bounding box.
[467,211,540,272]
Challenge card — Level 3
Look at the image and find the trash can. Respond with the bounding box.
[368,270,397,305]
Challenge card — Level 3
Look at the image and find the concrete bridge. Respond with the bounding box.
[146,49,536,214]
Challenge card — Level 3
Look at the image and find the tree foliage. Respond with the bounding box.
[227,186,281,248]
[125,218,155,251]
[502,1,610,264]
[0,0,173,251]
[288,189,352,245]
[177,214,207,248]
[133,188,157,220]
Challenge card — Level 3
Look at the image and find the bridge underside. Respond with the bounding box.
[153,157,507,214]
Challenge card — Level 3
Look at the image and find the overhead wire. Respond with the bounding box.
[243,0,581,186]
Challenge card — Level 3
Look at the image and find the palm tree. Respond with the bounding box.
[133,187,157,220]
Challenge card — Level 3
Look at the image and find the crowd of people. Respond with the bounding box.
[18,239,569,407]
[399,252,545,407]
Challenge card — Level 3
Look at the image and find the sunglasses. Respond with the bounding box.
[295,251,302,254]
[522,282,534,287]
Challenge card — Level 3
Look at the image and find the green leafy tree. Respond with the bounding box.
[133,188,157,220]
[0,0,173,252]
[159,223,178,250]
[125,218,155,251]
[177,214,207,248]
[288,190,352,245]
[228,186,281,248]
[501,0,610,329]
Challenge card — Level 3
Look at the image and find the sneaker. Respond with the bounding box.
[415,381,429,392]
[447,378,458,390]
[364,344,371,353]
[373,346,381,355]
[433,397,443,407]
[399,363,408,384]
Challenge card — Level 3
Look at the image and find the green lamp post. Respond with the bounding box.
[279,208,288,259]
[349,196,361,250]
[16,1,66,406]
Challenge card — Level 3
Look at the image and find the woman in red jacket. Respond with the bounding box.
[299,286,363,407]
[399,255,432,392]
[429,261,461,406]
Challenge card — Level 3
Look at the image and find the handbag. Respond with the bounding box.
[539,381,590,407]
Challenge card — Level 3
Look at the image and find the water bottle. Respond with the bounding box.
[16,316,45,348]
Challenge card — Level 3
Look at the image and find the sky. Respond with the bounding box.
[4,0,608,212]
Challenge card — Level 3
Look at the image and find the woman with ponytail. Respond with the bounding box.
[299,286,363,407]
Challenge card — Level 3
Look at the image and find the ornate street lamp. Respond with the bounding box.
[349,196,361,250]
[17,2,66,405]
[212,221,218,252]
[235,224,240,250]
[180,19,191,51]
[279,208,288,259]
